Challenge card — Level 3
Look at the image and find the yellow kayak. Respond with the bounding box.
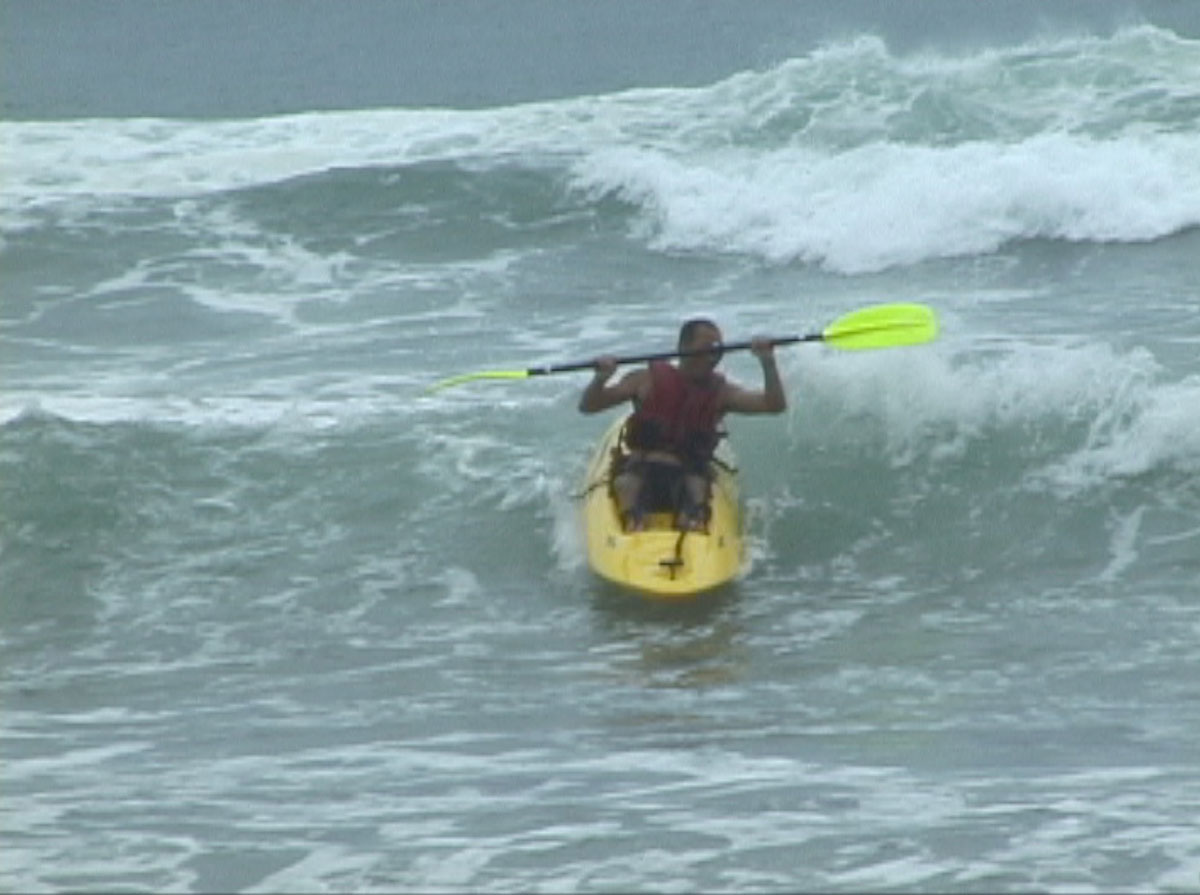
[580,414,744,599]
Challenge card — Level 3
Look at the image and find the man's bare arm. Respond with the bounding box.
[579,361,647,414]
[723,339,786,415]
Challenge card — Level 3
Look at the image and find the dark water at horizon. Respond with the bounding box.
[3,2,1200,891]
[4,0,1200,118]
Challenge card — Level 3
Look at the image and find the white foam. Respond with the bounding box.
[6,742,151,777]
[571,131,1200,273]
[1095,507,1146,585]
[794,338,1139,450]
[1043,374,1200,490]
[0,386,419,430]
[785,333,1200,493]
[5,26,1196,275]
[244,845,378,894]
[0,102,590,214]
[434,567,483,608]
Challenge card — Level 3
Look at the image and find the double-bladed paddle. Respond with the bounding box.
[426,301,937,392]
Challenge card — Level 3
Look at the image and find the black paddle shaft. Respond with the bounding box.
[527,333,821,377]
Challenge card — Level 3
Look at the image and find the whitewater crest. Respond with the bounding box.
[3,25,1198,273]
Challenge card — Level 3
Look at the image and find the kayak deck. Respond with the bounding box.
[580,415,744,598]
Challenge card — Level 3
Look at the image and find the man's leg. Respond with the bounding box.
[678,472,710,531]
[612,466,646,531]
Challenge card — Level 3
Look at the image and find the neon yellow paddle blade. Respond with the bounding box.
[822,302,938,351]
[425,369,530,393]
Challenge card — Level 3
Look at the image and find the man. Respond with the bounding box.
[578,318,786,531]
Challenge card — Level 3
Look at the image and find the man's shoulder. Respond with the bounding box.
[618,366,651,395]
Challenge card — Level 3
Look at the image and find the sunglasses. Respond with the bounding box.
[686,341,723,363]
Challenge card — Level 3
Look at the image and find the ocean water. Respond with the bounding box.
[3,2,1200,892]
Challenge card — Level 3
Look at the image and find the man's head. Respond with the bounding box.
[678,318,724,378]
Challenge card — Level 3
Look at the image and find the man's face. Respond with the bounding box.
[680,324,724,377]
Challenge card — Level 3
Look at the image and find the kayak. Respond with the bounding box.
[580,414,744,598]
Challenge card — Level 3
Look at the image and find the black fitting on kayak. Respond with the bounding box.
[659,530,689,579]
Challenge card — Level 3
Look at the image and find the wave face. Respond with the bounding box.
[5,27,1199,274]
[3,17,1200,895]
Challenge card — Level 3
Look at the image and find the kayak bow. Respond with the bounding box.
[580,415,744,598]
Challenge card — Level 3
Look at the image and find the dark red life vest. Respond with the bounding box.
[627,361,725,463]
